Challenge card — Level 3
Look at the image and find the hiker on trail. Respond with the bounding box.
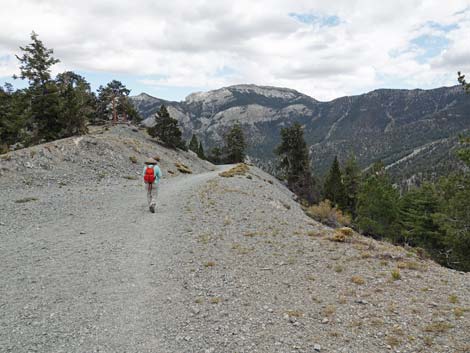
[143,158,162,213]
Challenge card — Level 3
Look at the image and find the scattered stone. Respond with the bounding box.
[313,343,321,351]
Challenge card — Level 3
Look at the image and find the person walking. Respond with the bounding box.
[143,158,162,213]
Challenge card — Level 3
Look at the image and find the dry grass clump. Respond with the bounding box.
[129,155,138,163]
[397,261,424,271]
[330,227,355,243]
[285,310,304,318]
[203,261,216,267]
[334,265,344,273]
[210,297,222,304]
[1,153,12,160]
[423,322,453,333]
[219,163,250,177]
[391,269,402,281]
[351,275,365,285]
[323,305,336,317]
[15,197,38,203]
[449,295,459,304]
[306,200,351,228]
[386,336,402,348]
[331,232,346,242]
[338,227,354,236]
[454,307,466,317]
[175,162,192,174]
[243,231,259,237]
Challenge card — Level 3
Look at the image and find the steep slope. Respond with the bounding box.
[1,137,469,352]
[131,85,470,180]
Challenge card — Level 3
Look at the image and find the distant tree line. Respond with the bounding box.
[0,32,141,153]
[146,104,246,164]
[275,105,470,272]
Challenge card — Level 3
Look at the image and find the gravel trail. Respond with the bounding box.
[1,166,229,353]
[1,162,469,353]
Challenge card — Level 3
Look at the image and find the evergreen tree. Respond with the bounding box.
[435,169,470,271]
[95,80,141,123]
[356,162,401,241]
[56,71,96,136]
[400,183,443,253]
[343,154,361,217]
[14,32,61,143]
[275,122,315,203]
[0,84,29,151]
[458,71,470,93]
[224,123,246,163]
[147,105,185,149]
[323,156,346,209]
[208,146,222,164]
[189,134,199,153]
[197,141,205,159]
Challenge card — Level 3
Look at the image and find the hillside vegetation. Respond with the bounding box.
[1,126,469,352]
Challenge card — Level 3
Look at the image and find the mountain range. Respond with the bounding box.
[130,84,470,182]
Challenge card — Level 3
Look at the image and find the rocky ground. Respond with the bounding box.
[0,126,469,353]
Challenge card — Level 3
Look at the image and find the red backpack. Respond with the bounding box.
[144,166,156,183]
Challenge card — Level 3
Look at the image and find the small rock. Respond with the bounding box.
[322,318,329,324]
[313,343,321,351]
[79,231,86,234]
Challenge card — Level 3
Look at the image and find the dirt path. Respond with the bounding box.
[0,167,229,353]
[2,163,469,353]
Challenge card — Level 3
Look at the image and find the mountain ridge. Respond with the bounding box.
[131,83,470,181]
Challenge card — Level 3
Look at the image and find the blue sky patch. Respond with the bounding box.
[425,21,458,33]
[410,34,450,63]
[289,12,341,27]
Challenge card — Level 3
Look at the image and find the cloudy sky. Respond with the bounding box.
[1,0,469,101]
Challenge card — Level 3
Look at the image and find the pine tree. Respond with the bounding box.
[356,162,401,241]
[14,32,61,143]
[323,156,346,209]
[275,122,315,203]
[400,183,443,251]
[95,80,141,123]
[147,105,185,149]
[343,154,361,217]
[0,84,29,151]
[208,146,222,164]
[189,134,199,153]
[224,123,246,163]
[56,71,95,136]
[197,141,205,159]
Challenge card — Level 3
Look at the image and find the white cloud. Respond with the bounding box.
[1,0,469,100]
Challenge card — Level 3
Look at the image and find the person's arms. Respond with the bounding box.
[155,166,162,182]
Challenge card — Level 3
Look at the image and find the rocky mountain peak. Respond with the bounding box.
[132,92,159,102]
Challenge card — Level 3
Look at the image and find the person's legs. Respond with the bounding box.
[146,183,153,207]
[151,183,159,207]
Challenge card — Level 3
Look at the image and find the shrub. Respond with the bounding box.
[219,163,249,177]
[175,162,192,174]
[391,269,401,280]
[351,275,365,285]
[306,200,351,228]
[15,197,38,203]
